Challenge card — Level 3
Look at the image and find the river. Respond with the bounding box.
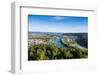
[53,36,65,48]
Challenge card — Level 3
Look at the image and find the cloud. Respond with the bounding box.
[53,16,66,20]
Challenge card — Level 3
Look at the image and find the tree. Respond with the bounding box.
[64,50,73,59]
[36,49,47,60]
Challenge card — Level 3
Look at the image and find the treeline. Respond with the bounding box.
[28,43,88,60]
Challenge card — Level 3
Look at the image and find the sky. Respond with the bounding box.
[28,15,88,33]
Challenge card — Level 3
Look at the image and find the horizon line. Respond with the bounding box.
[28,31,88,33]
